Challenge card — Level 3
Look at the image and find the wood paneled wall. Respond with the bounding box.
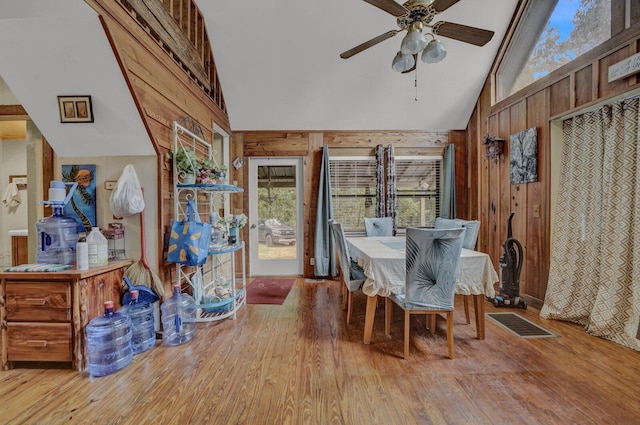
[86,0,231,296]
[233,130,470,277]
[468,9,640,309]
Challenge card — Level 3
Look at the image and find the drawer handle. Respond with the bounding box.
[25,298,47,306]
[26,340,48,347]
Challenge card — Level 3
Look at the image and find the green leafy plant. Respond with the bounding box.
[167,146,198,174]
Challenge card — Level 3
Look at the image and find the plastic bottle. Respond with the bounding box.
[120,290,156,355]
[87,227,109,268]
[36,180,79,265]
[161,284,197,346]
[36,207,78,265]
[86,300,133,377]
[76,236,89,271]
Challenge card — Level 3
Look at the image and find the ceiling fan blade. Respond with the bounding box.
[340,30,400,59]
[362,0,409,17]
[431,0,462,13]
[432,21,495,46]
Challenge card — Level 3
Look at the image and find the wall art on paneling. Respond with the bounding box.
[62,164,97,233]
[510,127,538,184]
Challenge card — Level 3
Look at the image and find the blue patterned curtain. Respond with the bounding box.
[441,144,456,219]
[375,144,385,218]
[385,145,397,235]
[314,145,336,277]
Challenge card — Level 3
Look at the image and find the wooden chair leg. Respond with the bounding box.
[463,295,471,324]
[385,298,391,335]
[428,314,436,333]
[346,291,353,324]
[404,310,411,359]
[446,311,454,359]
[341,282,347,310]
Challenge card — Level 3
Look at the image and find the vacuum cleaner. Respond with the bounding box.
[492,211,527,309]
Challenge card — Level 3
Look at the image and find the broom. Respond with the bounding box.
[124,189,164,298]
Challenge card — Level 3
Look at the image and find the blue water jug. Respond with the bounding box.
[86,301,133,377]
[120,290,155,355]
[161,284,197,346]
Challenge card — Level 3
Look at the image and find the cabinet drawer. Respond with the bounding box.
[6,281,71,321]
[7,323,72,362]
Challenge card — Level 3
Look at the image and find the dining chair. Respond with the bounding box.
[385,227,465,359]
[363,217,394,236]
[434,217,481,325]
[329,220,366,323]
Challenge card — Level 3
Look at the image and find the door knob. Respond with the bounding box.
[250,224,257,229]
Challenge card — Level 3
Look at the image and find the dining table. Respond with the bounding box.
[345,236,499,344]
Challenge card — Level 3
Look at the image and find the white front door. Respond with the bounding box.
[248,157,303,276]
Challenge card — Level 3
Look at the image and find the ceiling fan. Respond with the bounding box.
[340,0,495,72]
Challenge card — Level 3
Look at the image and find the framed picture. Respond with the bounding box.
[58,95,93,123]
[9,175,27,190]
[62,164,97,233]
[510,127,538,184]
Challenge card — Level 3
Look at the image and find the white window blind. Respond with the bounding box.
[395,156,442,229]
[329,155,442,232]
[329,156,377,232]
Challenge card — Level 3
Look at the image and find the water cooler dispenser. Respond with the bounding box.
[36,181,79,265]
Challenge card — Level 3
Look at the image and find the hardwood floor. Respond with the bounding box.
[1,278,639,424]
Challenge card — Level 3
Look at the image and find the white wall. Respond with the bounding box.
[0,138,28,267]
[54,156,159,268]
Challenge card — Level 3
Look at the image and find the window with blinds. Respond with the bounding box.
[329,156,377,232]
[395,156,441,229]
[329,155,442,233]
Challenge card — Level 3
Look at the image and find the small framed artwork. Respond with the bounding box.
[510,127,538,184]
[9,175,27,190]
[58,95,93,123]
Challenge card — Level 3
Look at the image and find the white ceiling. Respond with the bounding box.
[0,0,154,157]
[0,0,518,144]
[201,0,519,131]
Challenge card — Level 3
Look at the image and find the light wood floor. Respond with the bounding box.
[2,278,640,424]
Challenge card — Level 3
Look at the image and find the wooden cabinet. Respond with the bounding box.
[10,235,28,266]
[0,260,132,371]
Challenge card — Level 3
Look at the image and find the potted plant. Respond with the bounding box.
[225,213,247,245]
[197,159,228,184]
[167,147,198,184]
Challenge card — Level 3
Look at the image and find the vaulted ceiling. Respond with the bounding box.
[0,0,519,153]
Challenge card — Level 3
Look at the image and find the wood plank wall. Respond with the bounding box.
[468,4,640,309]
[86,0,232,296]
[233,130,470,277]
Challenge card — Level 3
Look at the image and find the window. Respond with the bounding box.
[329,155,442,233]
[497,0,611,101]
[330,157,377,232]
[395,156,441,229]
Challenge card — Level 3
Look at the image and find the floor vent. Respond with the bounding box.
[487,313,558,338]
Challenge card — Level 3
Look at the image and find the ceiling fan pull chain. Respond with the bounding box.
[414,67,419,101]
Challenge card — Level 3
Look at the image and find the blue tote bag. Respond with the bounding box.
[167,199,211,266]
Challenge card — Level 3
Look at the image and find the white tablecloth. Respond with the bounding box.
[346,236,498,298]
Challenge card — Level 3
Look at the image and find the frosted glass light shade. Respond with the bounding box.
[391,51,415,72]
[421,39,447,63]
[400,29,427,55]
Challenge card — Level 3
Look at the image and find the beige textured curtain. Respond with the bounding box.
[541,98,640,352]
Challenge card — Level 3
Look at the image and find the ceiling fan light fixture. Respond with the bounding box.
[421,38,447,63]
[400,24,427,55]
[391,51,415,72]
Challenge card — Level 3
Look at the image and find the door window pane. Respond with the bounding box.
[257,165,297,260]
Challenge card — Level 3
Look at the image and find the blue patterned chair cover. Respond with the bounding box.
[386,227,465,359]
[403,227,465,309]
[434,217,480,250]
[329,220,366,323]
[364,217,394,237]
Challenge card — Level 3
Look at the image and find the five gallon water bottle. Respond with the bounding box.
[36,181,79,265]
[161,284,197,346]
[120,290,156,355]
[86,301,133,377]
